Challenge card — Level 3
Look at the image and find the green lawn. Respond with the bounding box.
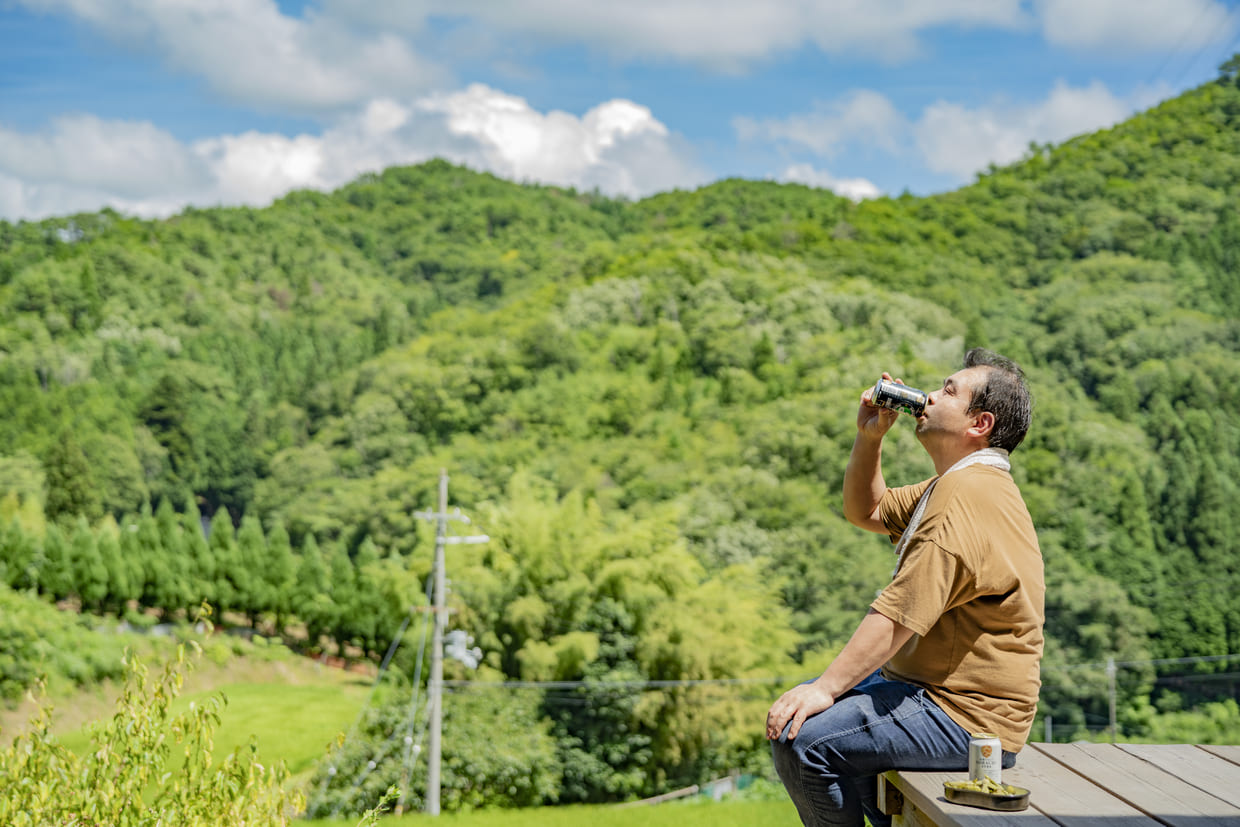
[54,654,372,785]
[300,798,799,826]
[44,649,799,825]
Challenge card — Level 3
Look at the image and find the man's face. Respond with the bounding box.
[915,366,989,445]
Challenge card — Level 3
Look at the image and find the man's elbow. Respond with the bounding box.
[843,502,886,533]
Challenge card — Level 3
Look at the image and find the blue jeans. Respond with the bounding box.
[770,671,1015,827]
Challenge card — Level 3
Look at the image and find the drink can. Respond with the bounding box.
[968,733,1002,783]
[871,378,929,417]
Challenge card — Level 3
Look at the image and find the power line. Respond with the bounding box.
[443,676,794,689]
[436,653,1240,689]
[1042,652,1240,672]
[1144,0,1224,91]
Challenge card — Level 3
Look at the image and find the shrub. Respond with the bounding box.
[0,638,303,825]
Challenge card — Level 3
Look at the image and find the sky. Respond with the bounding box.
[2,0,1240,223]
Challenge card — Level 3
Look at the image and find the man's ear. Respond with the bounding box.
[970,411,995,439]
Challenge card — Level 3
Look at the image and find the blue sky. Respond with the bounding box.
[2,0,1239,221]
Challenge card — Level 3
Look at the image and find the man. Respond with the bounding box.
[767,348,1044,827]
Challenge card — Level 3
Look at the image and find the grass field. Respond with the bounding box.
[30,644,799,825]
[300,798,800,826]
[46,648,375,787]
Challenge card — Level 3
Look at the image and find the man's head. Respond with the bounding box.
[960,347,1032,452]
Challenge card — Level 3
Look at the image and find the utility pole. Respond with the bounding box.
[1106,657,1118,744]
[425,471,449,816]
[407,470,488,817]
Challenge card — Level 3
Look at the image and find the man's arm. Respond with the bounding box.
[842,375,901,533]
[766,610,915,740]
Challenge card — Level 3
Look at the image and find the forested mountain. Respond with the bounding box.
[4,68,1240,810]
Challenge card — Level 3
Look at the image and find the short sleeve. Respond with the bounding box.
[879,478,936,543]
[871,539,969,636]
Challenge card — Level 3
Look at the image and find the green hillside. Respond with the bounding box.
[4,70,1240,812]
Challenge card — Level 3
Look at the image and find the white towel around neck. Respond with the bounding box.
[886,447,1011,581]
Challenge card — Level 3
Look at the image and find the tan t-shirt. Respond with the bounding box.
[870,464,1044,753]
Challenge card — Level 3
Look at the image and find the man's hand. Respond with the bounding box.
[766,681,835,741]
[857,372,903,440]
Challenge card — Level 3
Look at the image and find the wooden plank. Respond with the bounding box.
[893,794,942,827]
[1011,745,1161,825]
[1117,743,1240,807]
[1199,744,1240,768]
[884,769,1058,827]
[1036,742,1240,824]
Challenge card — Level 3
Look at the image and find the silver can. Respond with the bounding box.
[968,732,1002,783]
[871,378,929,417]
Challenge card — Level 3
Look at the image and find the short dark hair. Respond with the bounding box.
[963,348,1032,452]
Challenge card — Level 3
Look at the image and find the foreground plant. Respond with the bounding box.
[0,624,304,826]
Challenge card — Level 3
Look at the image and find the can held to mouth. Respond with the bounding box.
[968,733,1002,783]
[871,378,929,417]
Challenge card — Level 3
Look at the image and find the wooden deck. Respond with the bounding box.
[878,743,1240,826]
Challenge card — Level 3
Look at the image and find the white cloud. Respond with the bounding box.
[326,0,1031,68]
[0,115,209,197]
[0,85,708,221]
[740,78,1162,191]
[16,0,444,114]
[1035,0,1236,52]
[778,164,881,201]
[734,90,907,157]
[412,85,704,195]
[913,80,1136,177]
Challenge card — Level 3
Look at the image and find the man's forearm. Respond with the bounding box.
[765,609,915,740]
[814,609,913,698]
[842,433,887,529]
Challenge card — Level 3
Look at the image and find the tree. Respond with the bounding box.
[43,429,102,523]
[95,520,132,616]
[235,513,268,627]
[68,516,107,612]
[152,497,192,619]
[262,519,296,635]
[294,533,332,655]
[207,509,240,619]
[182,495,215,612]
[0,516,38,591]
[139,372,201,502]
[307,685,559,817]
[37,522,71,601]
[326,541,356,657]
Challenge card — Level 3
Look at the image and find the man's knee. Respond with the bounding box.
[772,731,831,780]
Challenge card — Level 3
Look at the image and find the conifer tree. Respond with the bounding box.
[207,509,240,620]
[235,514,267,627]
[140,373,202,502]
[262,519,296,636]
[38,522,71,601]
[117,517,148,616]
[69,516,107,612]
[350,537,381,657]
[134,503,167,615]
[43,429,102,523]
[95,521,131,616]
[182,494,215,612]
[294,534,331,655]
[154,497,191,619]
[326,541,355,657]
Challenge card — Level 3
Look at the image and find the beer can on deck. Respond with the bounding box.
[968,733,1002,783]
[871,378,929,417]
